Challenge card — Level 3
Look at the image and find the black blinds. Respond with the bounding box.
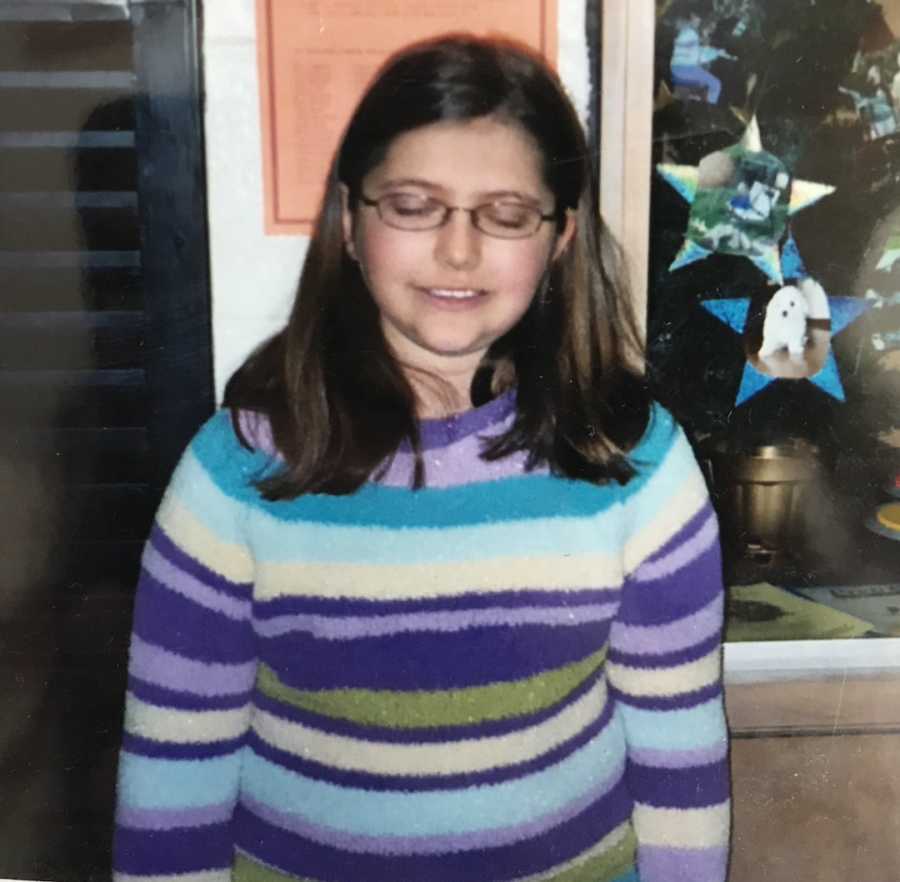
[0,2,212,879]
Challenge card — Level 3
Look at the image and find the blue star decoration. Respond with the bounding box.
[701,293,871,405]
[657,119,835,284]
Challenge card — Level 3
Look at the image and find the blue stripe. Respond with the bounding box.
[114,822,233,876]
[616,698,727,751]
[241,720,626,838]
[255,587,620,618]
[260,623,610,691]
[611,681,723,712]
[118,750,244,810]
[189,414,622,528]
[233,781,633,882]
[122,732,245,760]
[248,508,625,564]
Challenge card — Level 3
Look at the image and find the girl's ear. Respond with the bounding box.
[552,209,577,262]
[339,183,358,260]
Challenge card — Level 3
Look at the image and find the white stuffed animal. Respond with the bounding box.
[759,285,809,358]
[797,277,830,320]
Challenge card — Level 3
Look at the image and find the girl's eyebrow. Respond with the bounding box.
[376,178,543,205]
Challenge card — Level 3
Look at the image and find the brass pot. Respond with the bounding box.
[707,441,820,555]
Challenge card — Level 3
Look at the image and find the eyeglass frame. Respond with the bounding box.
[356,192,559,239]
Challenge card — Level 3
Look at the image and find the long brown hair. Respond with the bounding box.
[225,34,650,498]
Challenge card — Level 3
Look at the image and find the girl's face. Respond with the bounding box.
[342,116,575,400]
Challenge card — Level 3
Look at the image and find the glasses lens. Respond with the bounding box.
[475,202,542,238]
[378,194,445,230]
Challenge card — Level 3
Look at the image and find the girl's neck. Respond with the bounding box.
[408,370,474,419]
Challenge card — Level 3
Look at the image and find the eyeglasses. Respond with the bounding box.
[359,192,556,239]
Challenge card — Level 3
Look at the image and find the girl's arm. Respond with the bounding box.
[112,414,257,881]
[608,407,731,882]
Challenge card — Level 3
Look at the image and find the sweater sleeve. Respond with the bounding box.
[607,405,731,882]
[113,413,257,881]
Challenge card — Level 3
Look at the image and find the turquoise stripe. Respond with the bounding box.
[622,437,703,535]
[248,509,624,564]
[618,699,726,751]
[184,406,685,532]
[242,717,626,837]
[118,750,243,810]
[164,448,249,548]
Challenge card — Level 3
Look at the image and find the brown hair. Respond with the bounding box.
[224,34,650,498]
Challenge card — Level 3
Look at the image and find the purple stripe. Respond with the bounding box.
[122,732,245,760]
[381,436,532,488]
[128,675,249,711]
[255,587,620,618]
[241,757,625,855]
[247,696,614,791]
[130,635,256,697]
[132,568,255,665]
[611,595,723,655]
[630,741,728,770]
[628,759,730,808]
[415,389,516,451]
[610,681,723,711]
[607,631,720,669]
[117,800,233,831]
[149,523,251,600]
[260,624,607,690]
[233,778,633,882]
[113,821,233,875]
[143,541,251,621]
[635,502,716,569]
[632,511,718,583]
[256,602,617,640]
[254,666,602,743]
[618,547,722,626]
[638,845,729,882]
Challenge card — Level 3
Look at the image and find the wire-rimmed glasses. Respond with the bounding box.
[359,192,556,239]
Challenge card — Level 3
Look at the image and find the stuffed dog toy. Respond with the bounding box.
[759,285,809,358]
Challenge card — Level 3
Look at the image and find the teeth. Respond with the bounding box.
[428,288,480,299]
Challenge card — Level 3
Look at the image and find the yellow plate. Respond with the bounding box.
[876,502,900,531]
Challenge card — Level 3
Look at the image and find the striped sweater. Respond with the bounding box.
[113,392,730,882]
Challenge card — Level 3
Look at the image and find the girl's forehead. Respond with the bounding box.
[365,116,548,196]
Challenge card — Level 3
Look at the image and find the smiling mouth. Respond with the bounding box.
[423,288,486,300]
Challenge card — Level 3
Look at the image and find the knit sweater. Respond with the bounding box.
[113,392,730,882]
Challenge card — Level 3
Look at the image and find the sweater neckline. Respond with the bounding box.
[416,388,516,451]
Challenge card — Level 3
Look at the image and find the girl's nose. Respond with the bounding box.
[434,209,481,270]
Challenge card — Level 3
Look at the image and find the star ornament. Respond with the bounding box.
[657,118,835,283]
[701,293,871,405]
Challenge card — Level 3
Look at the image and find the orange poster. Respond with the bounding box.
[256,0,558,234]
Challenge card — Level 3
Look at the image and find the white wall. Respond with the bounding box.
[202,0,590,400]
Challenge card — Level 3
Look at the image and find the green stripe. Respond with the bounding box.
[543,827,637,882]
[234,853,318,882]
[257,647,607,729]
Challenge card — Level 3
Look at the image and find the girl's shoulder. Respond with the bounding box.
[627,401,685,471]
[175,409,278,504]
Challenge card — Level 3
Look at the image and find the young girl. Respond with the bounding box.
[113,35,730,882]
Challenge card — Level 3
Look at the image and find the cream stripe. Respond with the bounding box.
[624,479,707,575]
[511,820,632,882]
[157,497,253,585]
[632,802,731,848]
[114,872,230,882]
[253,678,609,776]
[125,695,251,744]
[606,648,721,698]
[256,553,622,601]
